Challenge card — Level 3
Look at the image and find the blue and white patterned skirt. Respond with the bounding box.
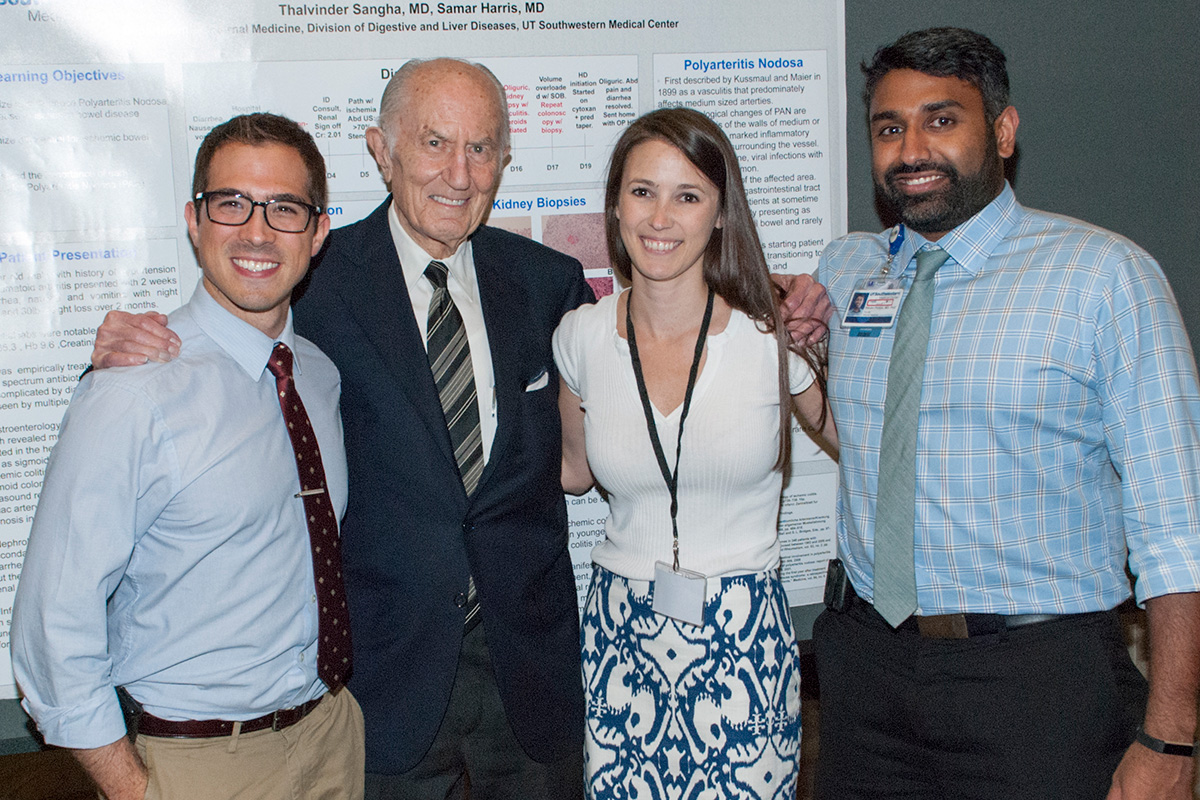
[581,565,801,800]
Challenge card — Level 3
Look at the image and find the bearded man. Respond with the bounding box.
[813,26,1200,800]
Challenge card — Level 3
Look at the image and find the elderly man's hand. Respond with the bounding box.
[773,273,832,347]
[91,310,181,369]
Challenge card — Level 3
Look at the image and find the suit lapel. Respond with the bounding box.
[334,200,459,474]
[472,227,523,491]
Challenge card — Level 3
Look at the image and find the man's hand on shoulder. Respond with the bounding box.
[773,273,832,348]
[92,310,181,369]
[1107,737,1196,800]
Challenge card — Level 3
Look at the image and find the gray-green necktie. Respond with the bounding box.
[873,247,948,627]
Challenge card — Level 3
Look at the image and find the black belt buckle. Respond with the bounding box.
[271,697,321,731]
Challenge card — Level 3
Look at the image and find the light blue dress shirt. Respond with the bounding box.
[12,284,348,749]
[820,183,1200,615]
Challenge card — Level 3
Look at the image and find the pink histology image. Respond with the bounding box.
[488,215,533,240]
[542,212,613,298]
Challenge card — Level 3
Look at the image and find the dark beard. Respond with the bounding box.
[877,145,1004,236]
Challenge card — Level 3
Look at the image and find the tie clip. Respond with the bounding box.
[294,488,325,498]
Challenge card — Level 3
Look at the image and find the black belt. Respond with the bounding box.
[847,584,1062,639]
[137,695,326,739]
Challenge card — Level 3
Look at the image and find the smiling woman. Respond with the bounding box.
[615,139,723,293]
[553,107,835,800]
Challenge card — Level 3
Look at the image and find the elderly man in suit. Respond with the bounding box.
[293,59,592,797]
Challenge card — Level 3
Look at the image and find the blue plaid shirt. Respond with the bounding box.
[820,183,1200,614]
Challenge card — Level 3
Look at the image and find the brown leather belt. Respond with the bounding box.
[137,695,325,739]
[847,585,1062,639]
[910,611,1059,638]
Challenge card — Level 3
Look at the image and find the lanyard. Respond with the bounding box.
[883,223,906,276]
[626,287,715,571]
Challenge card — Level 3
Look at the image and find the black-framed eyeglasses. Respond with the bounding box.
[195,191,322,233]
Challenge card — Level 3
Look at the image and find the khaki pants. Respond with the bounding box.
[133,689,365,800]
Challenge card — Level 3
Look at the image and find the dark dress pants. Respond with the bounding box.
[812,597,1147,800]
[364,621,584,800]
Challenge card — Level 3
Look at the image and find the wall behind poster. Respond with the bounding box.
[0,0,847,711]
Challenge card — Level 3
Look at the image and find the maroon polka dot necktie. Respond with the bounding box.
[267,342,352,689]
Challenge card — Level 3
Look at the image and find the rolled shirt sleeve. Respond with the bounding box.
[1093,246,1200,602]
[12,374,175,749]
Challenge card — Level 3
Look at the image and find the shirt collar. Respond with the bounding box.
[388,199,478,296]
[899,182,1020,276]
[187,279,300,380]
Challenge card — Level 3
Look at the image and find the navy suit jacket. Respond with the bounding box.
[293,198,593,773]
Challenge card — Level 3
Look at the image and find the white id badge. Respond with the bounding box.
[843,278,903,328]
[842,277,903,338]
[652,561,707,627]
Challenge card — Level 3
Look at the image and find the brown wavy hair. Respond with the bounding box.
[192,113,327,214]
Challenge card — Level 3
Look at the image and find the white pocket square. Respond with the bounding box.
[525,370,549,392]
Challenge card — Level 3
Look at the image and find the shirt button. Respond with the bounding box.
[299,653,305,662]
[311,595,317,604]
[454,592,467,608]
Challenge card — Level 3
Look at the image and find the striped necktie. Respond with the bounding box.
[425,260,483,630]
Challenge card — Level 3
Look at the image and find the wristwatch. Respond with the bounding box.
[1135,726,1198,758]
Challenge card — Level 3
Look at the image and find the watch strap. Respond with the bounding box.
[1135,726,1198,758]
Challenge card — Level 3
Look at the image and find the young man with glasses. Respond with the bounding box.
[12,113,365,800]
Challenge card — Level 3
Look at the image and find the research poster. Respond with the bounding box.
[0,0,847,699]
